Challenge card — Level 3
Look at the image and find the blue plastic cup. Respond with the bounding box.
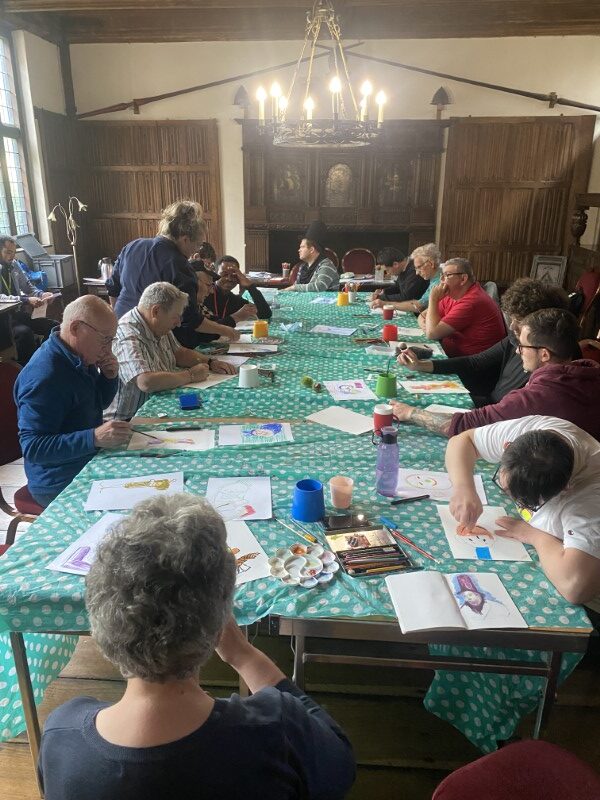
[291,479,326,523]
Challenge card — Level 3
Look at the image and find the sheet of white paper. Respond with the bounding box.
[309,325,357,336]
[370,307,410,317]
[84,471,185,512]
[214,355,249,367]
[30,302,48,319]
[235,321,257,331]
[393,326,427,338]
[444,572,527,630]
[228,342,278,354]
[324,379,377,402]
[184,372,238,390]
[395,469,487,505]
[206,476,272,521]
[385,571,465,633]
[366,345,398,356]
[127,429,215,452]
[306,406,372,435]
[424,404,466,414]
[436,504,532,561]
[310,297,337,305]
[219,422,293,446]
[226,520,271,586]
[46,512,125,576]
[400,379,469,395]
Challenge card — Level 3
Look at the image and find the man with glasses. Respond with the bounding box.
[371,243,442,313]
[14,296,131,507]
[369,247,428,307]
[446,414,600,607]
[419,257,505,357]
[392,307,600,440]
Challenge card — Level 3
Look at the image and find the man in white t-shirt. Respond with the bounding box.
[445,415,600,607]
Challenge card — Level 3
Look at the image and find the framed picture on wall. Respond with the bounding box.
[530,255,568,287]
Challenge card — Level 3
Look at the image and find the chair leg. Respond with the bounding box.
[0,486,17,517]
[5,514,36,548]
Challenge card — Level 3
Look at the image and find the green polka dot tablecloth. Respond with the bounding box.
[0,293,590,752]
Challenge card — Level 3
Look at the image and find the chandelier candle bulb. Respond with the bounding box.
[256,86,267,125]
[270,81,282,122]
[376,90,386,127]
[304,96,314,121]
[329,75,342,121]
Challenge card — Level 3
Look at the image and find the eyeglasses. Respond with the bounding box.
[79,320,116,346]
[440,272,466,281]
[516,343,557,357]
[491,465,546,514]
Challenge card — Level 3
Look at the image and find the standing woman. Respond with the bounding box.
[107,200,236,343]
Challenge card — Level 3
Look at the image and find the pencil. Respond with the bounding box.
[349,564,419,576]
[391,494,430,505]
[131,429,162,442]
[386,527,438,563]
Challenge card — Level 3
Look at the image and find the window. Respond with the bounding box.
[0,36,32,236]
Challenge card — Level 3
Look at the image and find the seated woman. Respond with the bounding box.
[106,281,236,420]
[38,494,356,799]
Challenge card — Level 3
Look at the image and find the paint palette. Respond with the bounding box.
[269,543,339,588]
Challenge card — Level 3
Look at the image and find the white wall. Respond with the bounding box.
[23,36,600,259]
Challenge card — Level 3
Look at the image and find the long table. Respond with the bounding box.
[0,292,591,783]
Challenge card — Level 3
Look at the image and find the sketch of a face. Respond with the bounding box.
[406,473,450,491]
[460,589,486,614]
[456,523,494,543]
[213,480,256,520]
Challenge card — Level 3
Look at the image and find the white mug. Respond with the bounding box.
[348,291,357,303]
[239,364,260,389]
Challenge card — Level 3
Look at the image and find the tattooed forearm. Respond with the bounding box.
[408,408,452,436]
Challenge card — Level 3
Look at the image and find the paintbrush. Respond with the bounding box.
[276,518,317,545]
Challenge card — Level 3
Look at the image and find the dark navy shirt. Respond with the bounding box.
[38,679,355,800]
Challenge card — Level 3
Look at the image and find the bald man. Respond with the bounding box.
[14,295,131,507]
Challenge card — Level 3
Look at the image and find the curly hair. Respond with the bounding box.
[85,494,236,682]
[157,200,206,243]
[501,278,569,321]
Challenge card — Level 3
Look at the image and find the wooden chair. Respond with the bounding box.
[0,361,42,556]
[341,248,376,275]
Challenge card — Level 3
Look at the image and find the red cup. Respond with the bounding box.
[373,403,393,431]
[382,324,398,342]
[382,305,394,321]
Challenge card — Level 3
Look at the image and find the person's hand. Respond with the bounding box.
[97,353,119,379]
[282,285,295,292]
[495,516,539,544]
[397,348,432,372]
[189,363,209,382]
[94,420,132,449]
[390,401,415,422]
[370,298,385,309]
[40,292,55,302]
[429,282,447,304]
[371,289,383,302]
[449,486,483,530]
[417,311,427,331]
[225,327,241,341]
[210,359,237,375]
[235,268,253,289]
[232,303,257,322]
[215,617,253,669]
[27,296,44,308]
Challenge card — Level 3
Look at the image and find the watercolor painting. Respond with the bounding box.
[400,379,469,395]
[84,472,185,512]
[219,422,294,447]
[128,430,215,452]
[225,520,271,586]
[437,504,531,562]
[206,477,272,521]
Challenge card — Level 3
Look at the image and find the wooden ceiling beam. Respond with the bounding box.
[0,10,63,44]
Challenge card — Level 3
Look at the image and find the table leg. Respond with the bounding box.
[9,632,44,797]
[532,650,562,739]
[292,635,305,689]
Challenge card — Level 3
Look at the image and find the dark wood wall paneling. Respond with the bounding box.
[35,110,223,276]
[243,120,443,269]
[439,116,595,287]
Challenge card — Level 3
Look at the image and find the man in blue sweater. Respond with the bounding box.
[14,296,131,507]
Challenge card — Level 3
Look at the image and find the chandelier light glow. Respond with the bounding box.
[254,0,387,147]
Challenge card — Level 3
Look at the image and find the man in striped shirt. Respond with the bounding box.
[284,221,339,293]
[106,282,236,420]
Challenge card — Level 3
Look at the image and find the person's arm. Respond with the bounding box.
[246,285,272,319]
[425,283,455,341]
[135,363,209,393]
[391,402,452,436]
[446,384,530,436]
[446,429,484,528]
[384,270,428,304]
[494,518,600,605]
[291,262,338,293]
[196,315,240,340]
[430,340,506,378]
[14,265,43,299]
[175,347,237,375]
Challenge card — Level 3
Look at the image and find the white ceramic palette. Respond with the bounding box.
[269,543,339,588]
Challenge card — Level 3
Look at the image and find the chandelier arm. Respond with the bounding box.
[302,12,322,112]
[284,11,314,119]
[327,14,359,117]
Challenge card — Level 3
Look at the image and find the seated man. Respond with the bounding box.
[446,415,600,606]
[38,494,356,799]
[174,262,240,347]
[14,296,131,507]
[419,257,506,356]
[369,247,428,307]
[371,243,443,314]
[397,278,570,404]
[0,235,58,364]
[107,282,237,420]
[391,308,600,439]
[284,221,339,293]
[204,255,272,323]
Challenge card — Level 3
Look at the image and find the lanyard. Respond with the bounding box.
[1,266,12,296]
[213,286,229,319]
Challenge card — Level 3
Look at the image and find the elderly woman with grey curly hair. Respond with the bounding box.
[37,494,356,800]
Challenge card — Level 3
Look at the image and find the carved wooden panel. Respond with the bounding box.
[245,229,268,269]
[268,154,309,208]
[440,116,595,286]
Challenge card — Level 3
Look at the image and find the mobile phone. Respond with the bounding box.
[322,513,372,531]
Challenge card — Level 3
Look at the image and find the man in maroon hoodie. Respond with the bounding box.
[392,308,600,440]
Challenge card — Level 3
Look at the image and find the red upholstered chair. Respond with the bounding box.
[324,248,339,270]
[0,361,43,557]
[432,740,600,800]
[580,338,600,364]
[341,248,376,275]
[288,263,301,285]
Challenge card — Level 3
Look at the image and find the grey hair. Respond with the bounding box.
[61,295,115,333]
[139,281,189,312]
[444,257,474,281]
[411,243,442,266]
[85,494,236,682]
[157,200,206,244]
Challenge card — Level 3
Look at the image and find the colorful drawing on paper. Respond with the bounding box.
[83,472,184,512]
[225,520,272,585]
[324,380,377,402]
[219,422,294,447]
[103,478,172,492]
[127,429,215,452]
[406,472,451,491]
[436,504,531,562]
[47,513,126,576]
[206,476,272,521]
[395,469,487,504]
[450,573,509,620]
[399,379,469,395]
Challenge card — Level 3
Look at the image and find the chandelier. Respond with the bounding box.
[254,0,386,147]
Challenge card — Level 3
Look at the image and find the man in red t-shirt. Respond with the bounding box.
[418,258,505,357]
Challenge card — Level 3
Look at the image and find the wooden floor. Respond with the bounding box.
[0,631,599,799]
